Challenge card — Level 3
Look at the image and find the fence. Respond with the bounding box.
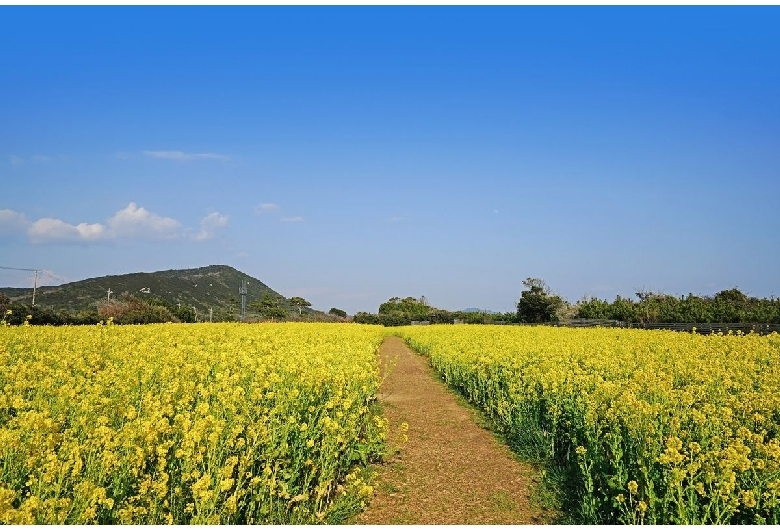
[555,319,780,335]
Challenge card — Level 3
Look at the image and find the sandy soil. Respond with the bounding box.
[353,336,549,525]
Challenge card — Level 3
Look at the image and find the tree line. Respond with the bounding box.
[353,296,516,327]
[353,279,780,326]
[515,279,779,325]
[4,279,776,327]
[576,288,780,324]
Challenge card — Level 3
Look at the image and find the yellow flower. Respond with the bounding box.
[741,490,757,508]
[627,480,639,495]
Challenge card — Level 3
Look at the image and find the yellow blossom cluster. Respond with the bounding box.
[398,325,780,524]
[0,322,387,524]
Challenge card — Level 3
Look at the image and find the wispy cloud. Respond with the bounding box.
[255,203,303,223]
[255,203,280,213]
[192,212,228,241]
[8,154,53,166]
[142,150,230,161]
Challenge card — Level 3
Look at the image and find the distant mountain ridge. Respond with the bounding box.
[0,265,292,319]
[463,307,499,314]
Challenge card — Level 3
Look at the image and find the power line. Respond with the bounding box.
[0,266,66,306]
[0,266,39,274]
[0,266,40,306]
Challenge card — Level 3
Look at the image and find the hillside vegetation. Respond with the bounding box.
[0,265,339,324]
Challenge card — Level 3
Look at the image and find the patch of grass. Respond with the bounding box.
[390,513,420,524]
[528,464,582,524]
[379,482,401,494]
[487,490,518,512]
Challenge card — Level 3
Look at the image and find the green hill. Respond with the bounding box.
[0,265,303,321]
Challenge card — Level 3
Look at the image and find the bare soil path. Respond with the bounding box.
[353,336,550,525]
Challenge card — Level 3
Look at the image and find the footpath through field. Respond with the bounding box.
[354,336,549,524]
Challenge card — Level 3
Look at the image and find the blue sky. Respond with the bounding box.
[2,6,779,315]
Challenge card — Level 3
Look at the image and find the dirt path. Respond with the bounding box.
[354,336,549,524]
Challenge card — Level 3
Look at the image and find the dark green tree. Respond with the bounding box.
[516,278,564,323]
[288,296,312,316]
[329,307,347,318]
[378,296,430,319]
[352,311,379,324]
[0,293,9,316]
[251,296,288,321]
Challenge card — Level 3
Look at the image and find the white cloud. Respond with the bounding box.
[10,203,231,245]
[255,203,280,213]
[108,202,181,239]
[10,156,23,166]
[28,218,108,244]
[388,216,406,222]
[74,222,108,240]
[202,212,228,230]
[255,203,304,223]
[0,209,31,236]
[143,150,229,161]
[193,212,228,241]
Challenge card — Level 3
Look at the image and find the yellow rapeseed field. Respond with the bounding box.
[398,324,780,524]
[5,316,780,524]
[0,320,387,524]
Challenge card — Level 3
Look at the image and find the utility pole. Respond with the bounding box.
[192,306,198,322]
[239,280,247,321]
[209,307,213,323]
[107,288,113,303]
[0,266,46,306]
